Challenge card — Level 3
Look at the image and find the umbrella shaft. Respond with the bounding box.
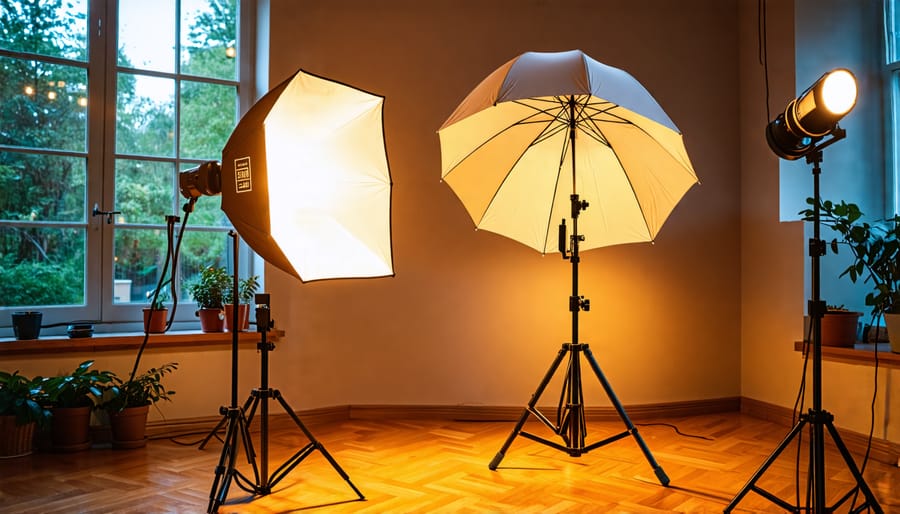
[568,193,590,344]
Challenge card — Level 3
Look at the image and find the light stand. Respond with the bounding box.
[207,292,365,513]
[725,131,882,513]
[488,98,669,487]
[206,231,260,512]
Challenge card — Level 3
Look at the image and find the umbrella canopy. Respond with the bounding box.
[220,69,393,282]
[438,50,698,253]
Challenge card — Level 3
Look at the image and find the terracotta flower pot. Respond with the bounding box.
[50,405,92,452]
[108,404,150,449]
[142,308,168,333]
[196,308,224,332]
[820,311,861,347]
[223,304,249,332]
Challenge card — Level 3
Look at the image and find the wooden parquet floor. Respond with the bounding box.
[0,412,897,513]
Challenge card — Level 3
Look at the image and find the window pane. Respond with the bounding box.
[0,226,85,307]
[0,0,88,62]
[181,81,237,160]
[181,0,238,80]
[0,152,86,222]
[888,0,900,64]
[115,159,176,224]
[0,57,88,152]
[114,227,231,305]
[114,227,169,304]
[116,73,176,156]
[180,229,231,292]
[118,0,176,72]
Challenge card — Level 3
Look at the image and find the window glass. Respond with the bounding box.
[887,0,900,64]
[115,159,175,224]
[181,81,238,160]
[181,0,239,80]
[116,73,176,157]
[0,0,88,61]
[117,0,176,72]
[0,152,86,222]
[114,227,169,304]
[0,57,88,152]
[180,229,230,284]
[0,226,85,307]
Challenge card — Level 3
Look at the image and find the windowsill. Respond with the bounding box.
[793,341,900,369]
[0,330,280,356]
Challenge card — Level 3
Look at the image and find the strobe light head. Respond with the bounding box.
[766,68,857,160]
[179,161,223,198]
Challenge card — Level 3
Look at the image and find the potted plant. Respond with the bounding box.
[819,305,862,347]
[803,199,900,352]
[40,360,114,452]
[223,274,259,332]
[99,362,178,449]
[0,370,50,457]
[142,285,170,333]
[187,266,230,332]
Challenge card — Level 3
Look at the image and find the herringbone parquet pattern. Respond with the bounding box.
[1,412,897,513]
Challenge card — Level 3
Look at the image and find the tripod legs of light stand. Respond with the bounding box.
[208,294,364,513]
[489,342,670,487]
[207,403,260,513]
[725,148,882,513]
[489,193,669,487]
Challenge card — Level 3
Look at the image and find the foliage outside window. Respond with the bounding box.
[0,0,255,332]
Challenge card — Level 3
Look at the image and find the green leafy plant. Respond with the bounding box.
[225,274,259,304]
[0,370,51,427]
[146,284,170,311]
[100,363,178,413]
[801,198,900,317]
[41,360,115,408]
[187,266,230,309]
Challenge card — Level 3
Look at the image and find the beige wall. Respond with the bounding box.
[263,0,742,409]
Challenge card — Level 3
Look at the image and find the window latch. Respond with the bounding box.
[92,203,121,224]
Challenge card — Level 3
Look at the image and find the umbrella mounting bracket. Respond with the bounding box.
[569,296,589,312]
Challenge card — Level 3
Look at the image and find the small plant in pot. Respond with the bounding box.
[99,362,178,449]
[143,285,170,334]
[223,274,259,332]
[0,370,50,457]
[40,360,115,451]
[802,198,900,352]
[187,266,230,332]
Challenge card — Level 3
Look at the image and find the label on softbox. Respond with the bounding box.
[235,157,252,193]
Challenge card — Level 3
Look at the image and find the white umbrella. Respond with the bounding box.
[439,49,697,253]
